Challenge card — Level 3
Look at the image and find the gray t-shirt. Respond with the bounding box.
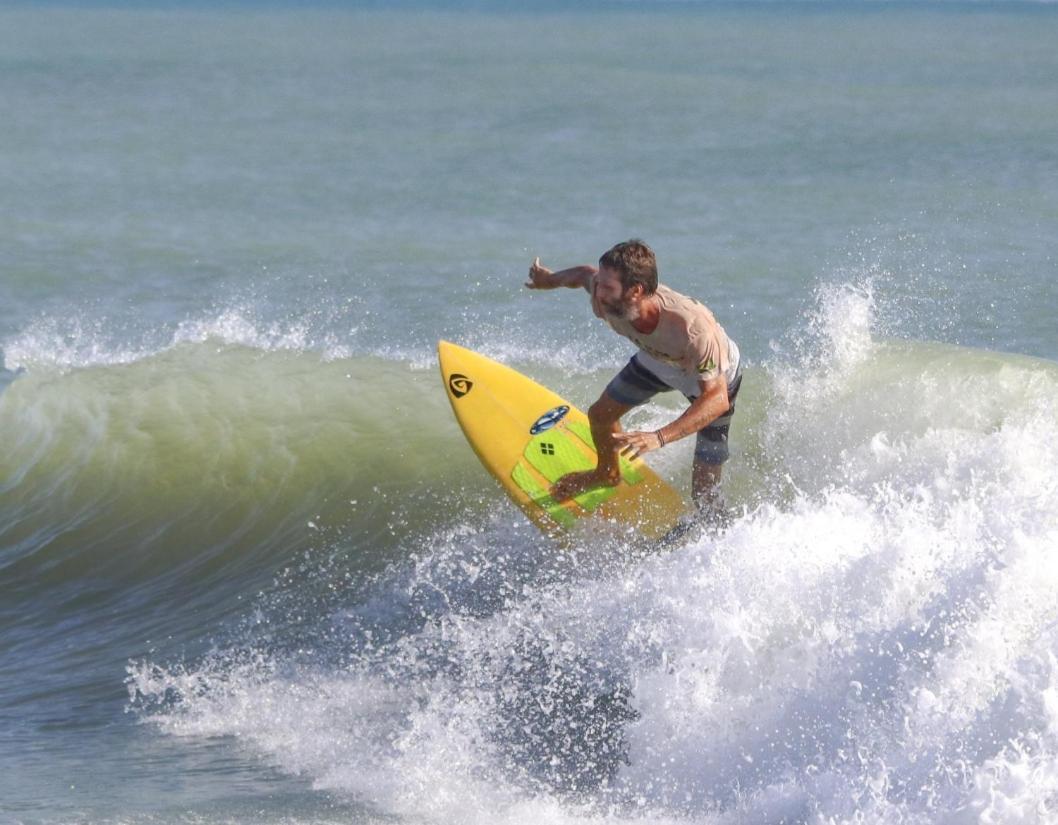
[594,282,737,383]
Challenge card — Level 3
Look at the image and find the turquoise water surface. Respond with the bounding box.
[2,4,1057,823]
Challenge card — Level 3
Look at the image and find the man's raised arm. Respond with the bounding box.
[524,258,597,291]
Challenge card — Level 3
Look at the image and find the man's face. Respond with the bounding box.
[593,266,640,321]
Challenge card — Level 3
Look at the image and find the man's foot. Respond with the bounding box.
[698,501,733,532]
[550,469,620,501]
[656,515,703,550]
[655,504,733,551]
[694,489,734,534]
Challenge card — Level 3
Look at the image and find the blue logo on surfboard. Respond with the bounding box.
[530,405,570,435]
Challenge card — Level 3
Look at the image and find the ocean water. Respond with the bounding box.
[2,3,1057,824]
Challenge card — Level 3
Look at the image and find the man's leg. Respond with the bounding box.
[550,391,634,501]
[692,459,722,501]
[690,416,734,528]
[692,459,725,518]
[690,458,733,530]
[657,458,726,546]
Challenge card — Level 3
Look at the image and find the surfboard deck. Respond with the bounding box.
[438,340,686,540]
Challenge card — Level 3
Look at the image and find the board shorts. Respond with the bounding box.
[604,343,743,465]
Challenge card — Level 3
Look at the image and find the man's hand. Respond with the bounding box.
[525,261,597,291]
[525,257,557,289]
[613,430,665,462]
[614,378,728,461]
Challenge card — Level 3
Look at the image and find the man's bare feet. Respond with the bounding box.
[550,469,620,501]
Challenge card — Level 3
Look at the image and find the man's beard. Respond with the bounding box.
[603,292,640,322]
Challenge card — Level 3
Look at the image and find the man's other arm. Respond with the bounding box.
[657,376,729,444]
[612,375,729,460]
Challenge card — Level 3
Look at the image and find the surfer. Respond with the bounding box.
[525,239,742,521]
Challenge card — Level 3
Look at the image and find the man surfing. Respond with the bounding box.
[525,239,742,522]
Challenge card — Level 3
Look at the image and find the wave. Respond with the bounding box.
[111,286,1058,823]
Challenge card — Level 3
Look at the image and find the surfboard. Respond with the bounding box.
[438,341,686,539]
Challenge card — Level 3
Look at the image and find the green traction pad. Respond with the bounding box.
[510,463,576,528]
[510,420,645,526]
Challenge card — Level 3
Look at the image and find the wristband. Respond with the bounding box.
[655,429,666,448]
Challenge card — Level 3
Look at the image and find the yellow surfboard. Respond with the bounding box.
[438,340,686,539]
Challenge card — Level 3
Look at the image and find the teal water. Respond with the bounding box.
[2,4,1057,824]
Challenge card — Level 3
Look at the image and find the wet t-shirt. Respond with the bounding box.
[595,283,734,382]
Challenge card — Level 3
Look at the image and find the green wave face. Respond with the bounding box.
[0,345,473,601]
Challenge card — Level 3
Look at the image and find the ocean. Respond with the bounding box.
[1,3,1057,823]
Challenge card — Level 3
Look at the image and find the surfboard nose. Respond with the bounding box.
[438,339,471,358]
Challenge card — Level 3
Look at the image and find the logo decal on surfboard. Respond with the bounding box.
[530,405,570,435]
[448,374,473,398]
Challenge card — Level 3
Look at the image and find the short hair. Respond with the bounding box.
[599,239,658,295]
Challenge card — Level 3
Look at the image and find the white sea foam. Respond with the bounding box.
[1,315,149,372]
[0,306,360,373]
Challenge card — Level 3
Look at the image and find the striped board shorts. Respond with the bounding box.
[604,345,743,465]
